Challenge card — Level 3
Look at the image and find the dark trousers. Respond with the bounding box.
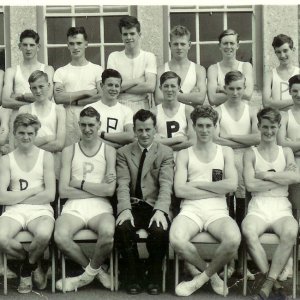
[115,202,170,285]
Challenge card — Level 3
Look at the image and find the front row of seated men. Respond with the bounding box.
[0,104,299,298]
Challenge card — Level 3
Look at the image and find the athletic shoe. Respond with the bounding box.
[56,273,94,292]
[210,273,229,296]
[96,267,111,289]
[278,257,293,281]
[0,266,17,279]
[175,274,203,297]
[17,276,33,294]
[246,269,255,281]
[33,266,47,290]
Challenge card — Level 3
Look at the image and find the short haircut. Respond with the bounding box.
[118,16,141,34]
[190,105,219,126]
[224,70,245,86]
[289,74,300,90]
[102,69,122,84]
[272,34,294,50]
[257,107,281,124]
[170,25,191,41]
[80,106,100,122]
[67,27,88,41]
[19,29,40,44]
[133,109,156,127]
[13,113,41,134]
[218,29,239,43]
[160,71,181,86]
[28,70,48,85]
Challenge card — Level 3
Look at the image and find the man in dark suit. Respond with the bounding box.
[116,109,174,295]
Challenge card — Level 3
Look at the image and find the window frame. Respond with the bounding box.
[0,6,9,69]
[37,5,133,69]
[167,5,262,88]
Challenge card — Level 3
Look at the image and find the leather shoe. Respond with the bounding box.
[147,283,160,295]
[127,283,142,295]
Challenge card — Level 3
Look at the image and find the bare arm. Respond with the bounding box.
[243,148,282,192]
[0,108,11,146]
[277,112,300,152]
[242,62,254,100]
[189,147,238,194]
[102,124,135,147]
[262,70,293,110]
[0,69,4,105]
[59,145,95,199]
[154,65,165,105]
[0,155,44,205]
[124,72,156,94]
[2,68,28,109]
[70,144,116,197]
[21,151,56,204]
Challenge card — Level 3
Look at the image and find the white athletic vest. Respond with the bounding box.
[184,145,226,208]
[164,62,197,94]
[14,64,45,94]
[251,146,288,198]
[30,102,57,138]
[217,61,244,87]
[287,110,300,141]
[71,142,106,183]
[156,103,187,138]
[271,67,300,102]
[219,103,251,135]
[9,149,44,191]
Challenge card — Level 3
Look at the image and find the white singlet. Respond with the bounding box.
[271,67,300,102]
[156,103,187,138]
[85,100,133,134]
[219,103,251,135]
[217,61,244,87]
[164,62,197,94]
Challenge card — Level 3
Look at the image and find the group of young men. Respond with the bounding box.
[0,13,298,300]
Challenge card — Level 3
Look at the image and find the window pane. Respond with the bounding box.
[0,49,5,70]
[47,18,72,44]
[86,47,101,66]
[46,6,72,13]
[170,5,197,9]
[236,43,252,64]
[170,13,196,41]
[75,6,100,13]
[104,45,124,68]
[104,16,122,43]
[76,17,100,43]
[103,6,128,13]
[199,12,223,41]
[0,14,4,45]
[197,6,224,9]
[188,44,196,63]
[227,5,253,9]
[227,12,252,40]
[200,44,222,69]
[48,48,70,70]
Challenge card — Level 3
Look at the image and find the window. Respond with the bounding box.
[41,5,130,70]
[0,6,5,70]
[169,6,259,82]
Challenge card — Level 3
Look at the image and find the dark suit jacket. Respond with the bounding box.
[116,141,174,216]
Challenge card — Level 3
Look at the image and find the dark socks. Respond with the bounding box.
[20,256,37,277]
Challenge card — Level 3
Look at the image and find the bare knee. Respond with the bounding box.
[221,232,241,253]
[34,230,52,247]
[170,229,188,253]
[0,235,11,252]
[97,226,115,246]
[54,228,72,250]
[242,222,259,245]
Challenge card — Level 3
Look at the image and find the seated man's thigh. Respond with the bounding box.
[272,216,298,241]
[27,216,55,241]
[242,215,269,238]
[55,214,86,240]
[88,212,115,237]
[0,216,23,241]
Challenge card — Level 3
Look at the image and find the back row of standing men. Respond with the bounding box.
[0,15,299,299]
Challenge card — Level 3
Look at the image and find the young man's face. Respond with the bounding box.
[224,79,245,101]
[101,77,121,102]
[193,117,215,143]
[289,83,300,105]
[19,37,40,60]
[29,77,50,102]
[14,125,37,148]
[121,27,141,50]
[258,119,280,143]
[219,35,239,58]
[274,43,293,65]
[169,36,191,59]
[79,116,101,141]
[160,78,180,102]
[134,117,156,149]
[67,34,87,59]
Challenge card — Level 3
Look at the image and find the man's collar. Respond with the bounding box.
[137,142,153,152]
